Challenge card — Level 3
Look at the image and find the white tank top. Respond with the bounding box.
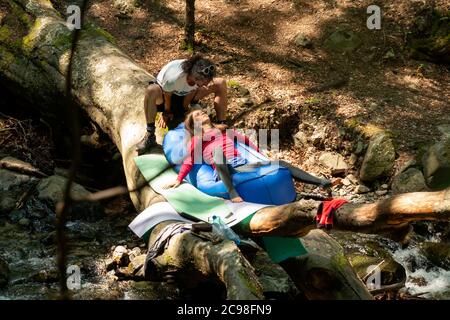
[156,59,198,96]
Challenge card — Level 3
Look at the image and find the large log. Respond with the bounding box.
[242,189,450,237]
[2,0,449,299]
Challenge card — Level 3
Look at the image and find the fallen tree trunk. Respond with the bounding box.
[2,0,449,300]
[242,189,450,237]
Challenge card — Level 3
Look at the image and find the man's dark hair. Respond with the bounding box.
[182,54,216,81]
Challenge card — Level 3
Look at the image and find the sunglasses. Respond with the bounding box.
[199,65,215,76]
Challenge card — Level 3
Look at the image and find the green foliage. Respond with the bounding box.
[7,0,33,29]
[304,96,322,105]
[179,39,194,54]
[0,46,15,69]
[226,79,240,89]
[83,23,117,44]
[0,26,12,42]
[21,18,44,53]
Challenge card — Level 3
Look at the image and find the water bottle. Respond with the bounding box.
[210,215,241,245]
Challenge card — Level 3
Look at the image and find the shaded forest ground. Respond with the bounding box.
[52,0,450,179]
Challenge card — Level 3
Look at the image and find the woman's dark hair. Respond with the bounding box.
[182,54,216,81]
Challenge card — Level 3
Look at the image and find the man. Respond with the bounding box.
[136,54,228,154]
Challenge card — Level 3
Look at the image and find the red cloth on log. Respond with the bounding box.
[316,199,348,229]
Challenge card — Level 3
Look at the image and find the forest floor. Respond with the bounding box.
[72,0,450,180]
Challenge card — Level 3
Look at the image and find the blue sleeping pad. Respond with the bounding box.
[162,123,296,205]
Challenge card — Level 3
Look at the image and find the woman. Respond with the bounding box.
[164,110,332,202]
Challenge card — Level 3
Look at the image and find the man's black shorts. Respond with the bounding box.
[149,81,189,129]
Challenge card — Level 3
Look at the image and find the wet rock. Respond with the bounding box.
[0,257,9,288]
[391,168,428,194]
[127,254,146,277]
[422,137,450,190]
[359,132,395,182]
[324,30,362,53]
[129,247,142,261]
[420,242,450,270]
[112,246,129,266]
[36,175,103,219]
[36,175,90,204]
[126,280,180,300]
[319,152,348,176]
[105,258,116,272]
[0,169,37,214]
[347,253,406,287]
[330,231,406,287]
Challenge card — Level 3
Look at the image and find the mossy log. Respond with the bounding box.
[2,0,450,300]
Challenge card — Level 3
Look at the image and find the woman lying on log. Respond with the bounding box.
[163,109,333,202]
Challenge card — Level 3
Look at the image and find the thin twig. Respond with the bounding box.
[55,0,90,300]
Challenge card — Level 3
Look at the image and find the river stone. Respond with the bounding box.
[347,253,406,287]
[0,169,36,214]
[422,137,450,190]
[391,168,428,194]
[112,246,129,266]
[359,132,395,182]
[127,254,146,277]
[36,175,90,204]
[330,231,406,287]
[420,242,450,270]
